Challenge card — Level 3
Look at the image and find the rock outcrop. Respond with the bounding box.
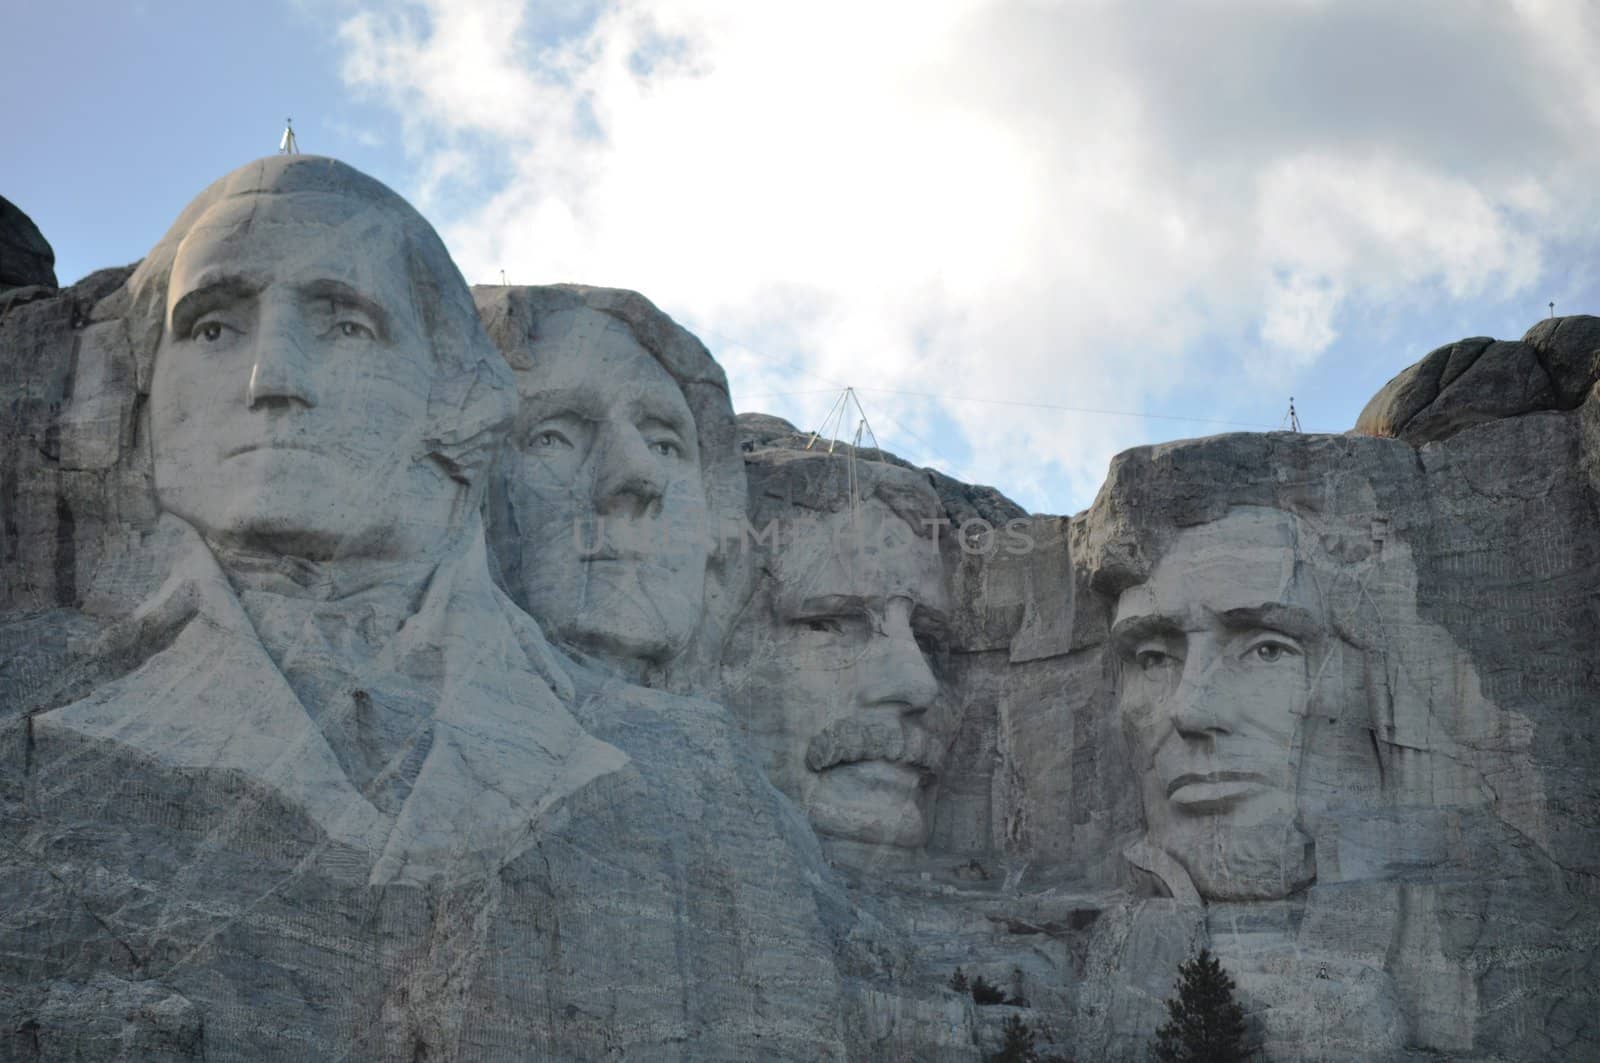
[1355,314,1600,444]
[0,194,57,293]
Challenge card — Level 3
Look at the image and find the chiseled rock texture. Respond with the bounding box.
[0,158,948,1063]
[1355,314,1600,444]
[0,195,57,293]
[1,265,148,724]
[1067,417,1600,1058]
[772,328,1599,1058]
[3,181,1597,1063]
[931,384,1600,1058]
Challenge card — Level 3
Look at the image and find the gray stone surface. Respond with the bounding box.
[1051,413,1600,1058]
[780,374,1599,1058]
[3,152,1597,1059]
[734,413,1025,527]
[722,447,955,871]
[1355,315,1600,443]
[477,284,748,696]
[0,158,939,1061]
[0,194,57,291]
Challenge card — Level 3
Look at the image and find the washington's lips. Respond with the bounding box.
[222,440,326,460]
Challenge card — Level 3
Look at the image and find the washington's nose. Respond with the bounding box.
[592,422,665,520]
[246,312,319,410]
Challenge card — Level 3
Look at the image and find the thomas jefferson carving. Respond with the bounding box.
[477,285,746,692]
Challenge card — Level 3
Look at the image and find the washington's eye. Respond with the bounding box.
[336,320,376,340]
[192,319,232,343]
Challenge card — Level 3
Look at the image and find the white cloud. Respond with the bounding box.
[335,0,1600,512]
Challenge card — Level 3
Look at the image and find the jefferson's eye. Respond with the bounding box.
[337,320,376,340]
[649,439,681,458]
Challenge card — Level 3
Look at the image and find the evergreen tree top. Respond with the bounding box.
[1152,948,1249,1063]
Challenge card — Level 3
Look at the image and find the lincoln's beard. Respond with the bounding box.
[1148,791,1316,901]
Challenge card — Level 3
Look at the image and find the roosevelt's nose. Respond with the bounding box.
[857,603,939,716]
[591,421,665,520]
[1167,646,1231,739]
[246,302,319,410]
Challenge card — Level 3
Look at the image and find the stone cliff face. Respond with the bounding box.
[1,165,1596,1061]
[1058,413,1600,1058]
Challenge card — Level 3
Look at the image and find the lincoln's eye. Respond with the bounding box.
[1254,642,1288,663]
[338,321,376,340]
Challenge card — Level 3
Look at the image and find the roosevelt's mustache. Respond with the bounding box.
[804,716,946,776]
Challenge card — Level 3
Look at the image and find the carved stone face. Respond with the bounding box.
[494,307,709,670]
[150,193,458,561]
[1113,506,1321,900]
[730,500,951,857]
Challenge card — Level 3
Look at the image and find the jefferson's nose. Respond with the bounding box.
[592,421,665,520]
[246,304,319,410]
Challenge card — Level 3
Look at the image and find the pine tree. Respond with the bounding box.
[949,967,970,993]
[990,1013,1037,1063]
[1152,948,1248,1063]
[970,974,1007,1005]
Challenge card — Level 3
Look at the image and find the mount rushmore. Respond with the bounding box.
[0,156,1596,1060]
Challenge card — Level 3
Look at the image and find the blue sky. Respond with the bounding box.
[7,0,1598,515]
